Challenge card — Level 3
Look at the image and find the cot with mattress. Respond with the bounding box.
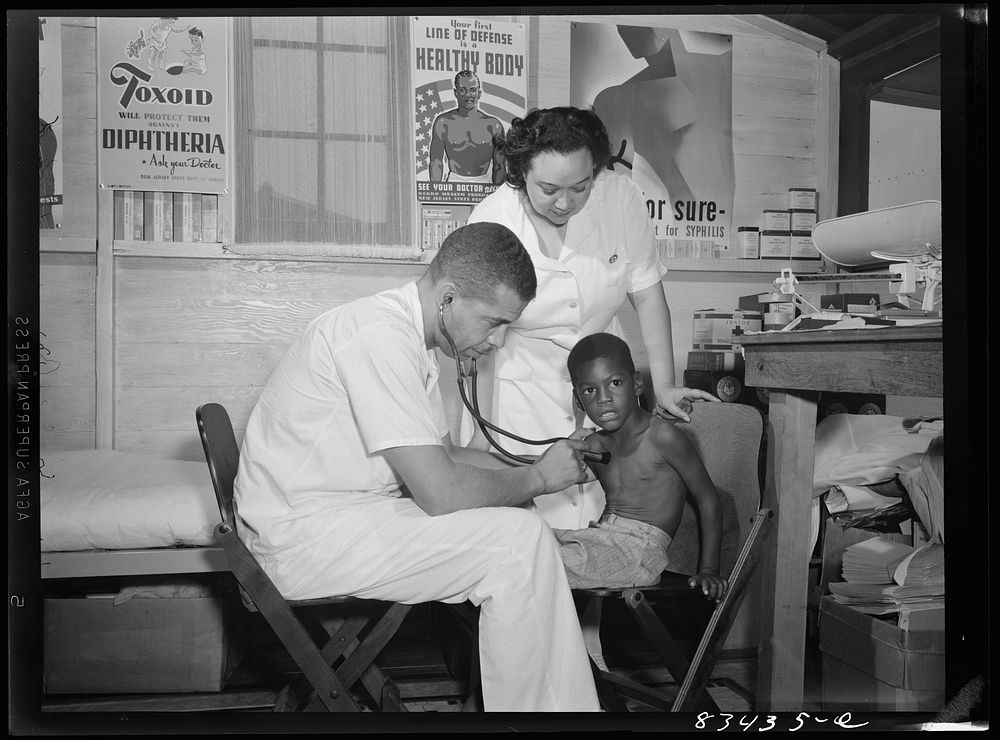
[40,449,227,579]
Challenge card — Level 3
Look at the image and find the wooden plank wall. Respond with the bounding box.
[40,17,99,451]
[39,253,96,451]
[40,14,848,459]
[114,259,425,460]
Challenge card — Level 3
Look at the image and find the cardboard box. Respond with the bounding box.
[692,309,762,350]
[44,596,236,694]
[822,655,944,712]
[820,293,880,314]
[818,596,945,711]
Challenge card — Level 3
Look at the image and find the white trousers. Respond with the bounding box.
[254,492,600,712]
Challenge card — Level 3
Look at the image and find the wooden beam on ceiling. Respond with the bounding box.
[838,17,941,74]
[730,14,828,52]
[826,14,903,55]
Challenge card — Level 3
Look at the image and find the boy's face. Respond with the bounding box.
[572,356,642,432]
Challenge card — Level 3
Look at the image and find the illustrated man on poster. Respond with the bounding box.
[429,70,505,185]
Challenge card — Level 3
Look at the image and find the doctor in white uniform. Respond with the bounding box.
[235,222,600,711]
[463,106,718,530]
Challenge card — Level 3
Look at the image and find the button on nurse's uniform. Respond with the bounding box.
[463,172,667,530]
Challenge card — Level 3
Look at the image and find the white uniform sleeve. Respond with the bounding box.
[620,177,668,292]
[333,324,445,453]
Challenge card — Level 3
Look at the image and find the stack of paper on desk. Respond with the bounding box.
[828,580,943,604]
[893,542,945,586]
[830,539,944,611]
[840,537,914,583]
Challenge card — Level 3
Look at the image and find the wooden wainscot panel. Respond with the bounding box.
[40,253,97,450]
[113,257,425,458]
[61,21,97,119]
[57,21,98,238]
[115,257,424,303]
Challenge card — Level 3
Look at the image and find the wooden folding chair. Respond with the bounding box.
[579,509,773,712]
[572,402,772,712]
[196,402,411,712]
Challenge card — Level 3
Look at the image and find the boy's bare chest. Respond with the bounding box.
[600,436,683,500]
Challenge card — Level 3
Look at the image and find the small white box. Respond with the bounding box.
[788,188,817,210]
[760,231,791,259]
[762,210,791,232]
[692,310,762,349]
[790,231,821,259]
[790,209,817,232]
[736,227,760,259]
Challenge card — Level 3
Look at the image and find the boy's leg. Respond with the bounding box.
[553,522,667,590]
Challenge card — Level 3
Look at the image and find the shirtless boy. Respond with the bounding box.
[554,332,727,601]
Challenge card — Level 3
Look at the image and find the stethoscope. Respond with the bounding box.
[438,298,611,466]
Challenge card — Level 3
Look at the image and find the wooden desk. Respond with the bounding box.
[738,324,943,711]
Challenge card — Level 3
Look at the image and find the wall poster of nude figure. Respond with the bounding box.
[412,16,527,206]
[39,17,64,230]
[571,22,736,259]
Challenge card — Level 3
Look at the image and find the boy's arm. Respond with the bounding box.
[652,423,727,600]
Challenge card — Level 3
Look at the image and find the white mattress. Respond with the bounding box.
[41,450,219,552]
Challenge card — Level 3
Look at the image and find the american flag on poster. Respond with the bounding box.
[412,16,527,205]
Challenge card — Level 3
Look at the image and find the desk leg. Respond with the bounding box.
[756,389,817,712]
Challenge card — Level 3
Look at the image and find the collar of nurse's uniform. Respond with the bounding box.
[517,186,601,266]
[563,188,599,249]
[560,174,603,251]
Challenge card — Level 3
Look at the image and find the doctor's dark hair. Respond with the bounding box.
[567,333,636,384]
[430,221,537,304]
[495,107,612,189]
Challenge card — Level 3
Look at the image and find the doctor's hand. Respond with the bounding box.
[654,385,720,424]
[532,438,592,493]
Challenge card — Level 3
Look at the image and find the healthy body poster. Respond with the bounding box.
[412,16,527,205]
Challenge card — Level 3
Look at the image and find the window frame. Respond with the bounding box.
[231,15,416,254]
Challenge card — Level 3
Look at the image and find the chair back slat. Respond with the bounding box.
[196,403,241,528]
[670,402,765,578]
[671,508,774,712]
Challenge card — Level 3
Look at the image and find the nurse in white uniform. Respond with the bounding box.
[463,106,718,530]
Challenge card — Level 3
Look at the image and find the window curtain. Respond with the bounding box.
[231,16,416,258]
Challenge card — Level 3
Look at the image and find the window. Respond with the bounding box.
[232,16,414,250]
[835,16,940,218]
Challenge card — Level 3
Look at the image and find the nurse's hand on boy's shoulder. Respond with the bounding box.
[654,386,720,423]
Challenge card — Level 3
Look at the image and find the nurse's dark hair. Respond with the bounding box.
[494,106,612,189]
[430,221,537,304]
[567,333,636,383]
